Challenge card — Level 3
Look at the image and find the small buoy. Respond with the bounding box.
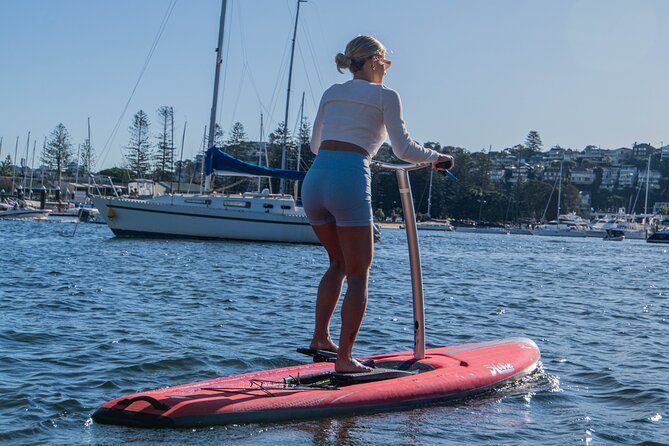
[107,208,115,219]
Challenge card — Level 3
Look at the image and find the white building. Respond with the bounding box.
[638,170,663,191]
[570,167,596,185]
[544,147,565,161]
[610,147,633,165]
[618,167,639,189]
[488,169,506,182]
[661,146,669,161]
[578,146,608,161]
[507,165,531,184]
[600,167,620,191]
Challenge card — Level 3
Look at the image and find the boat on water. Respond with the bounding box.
[455,226,510,235]
[588,212,653,240]
[94,149,318,243]
[603,229,625,241]
[532,215,588,238]
[0,200,51,220]
[417,220,454,231]
[647,227,669,244]
[93,0,323,244]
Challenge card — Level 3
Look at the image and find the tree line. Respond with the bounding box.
[7,111,667,223]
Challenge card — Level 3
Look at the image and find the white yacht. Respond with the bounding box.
[93,184,318,243]
[94,1,319,244]
[417,221,454,231]
[0,200,51,220]
[532,214,588,237]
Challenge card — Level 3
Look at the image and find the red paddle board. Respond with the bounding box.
[92,337,540,427]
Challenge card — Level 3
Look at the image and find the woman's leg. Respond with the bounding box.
[310,221,346,352]
[335,225,374,373]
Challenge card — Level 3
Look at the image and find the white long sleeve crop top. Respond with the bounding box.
[310,79,440,163]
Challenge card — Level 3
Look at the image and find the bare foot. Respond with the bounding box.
[310,337,339,353]
[335,358,373,374]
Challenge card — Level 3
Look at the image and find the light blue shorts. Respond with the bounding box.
[301,150,372,227]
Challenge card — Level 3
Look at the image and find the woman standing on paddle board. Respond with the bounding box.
[302,35,453,373]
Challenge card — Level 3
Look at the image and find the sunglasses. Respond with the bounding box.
[372,55,392,66]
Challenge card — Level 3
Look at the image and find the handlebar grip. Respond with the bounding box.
[435,160,453,170]
[435,161,457,182]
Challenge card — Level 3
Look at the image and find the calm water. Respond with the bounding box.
[1,219,668,445]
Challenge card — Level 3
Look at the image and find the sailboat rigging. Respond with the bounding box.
[93,0,319,244]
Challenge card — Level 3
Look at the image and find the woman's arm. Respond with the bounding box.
[310,96,325,155]
[383,89,440,163]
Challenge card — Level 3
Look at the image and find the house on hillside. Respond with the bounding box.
[660,146,669,161]
[611,147,633,165]
[570,167,596,185]
[600,167,620,191]
[632,143,655,160]
[618,167,639,189]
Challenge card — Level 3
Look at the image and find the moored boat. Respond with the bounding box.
[0,200,51,220]
[647,228,669,244]
[93,185,319,243]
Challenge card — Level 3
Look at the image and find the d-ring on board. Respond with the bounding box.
[371,161,432,360]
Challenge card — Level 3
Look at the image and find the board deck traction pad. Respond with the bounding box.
[294,347,421,385]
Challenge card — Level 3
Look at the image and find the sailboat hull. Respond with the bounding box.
[93,195,319,244]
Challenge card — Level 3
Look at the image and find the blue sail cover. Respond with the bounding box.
[204,147,306,181]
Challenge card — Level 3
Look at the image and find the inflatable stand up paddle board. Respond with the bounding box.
[92,162,541,428]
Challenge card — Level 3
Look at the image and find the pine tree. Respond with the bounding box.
[213,124,225,147]
[227,122,247,146]
[297,117,313,169]
[226,122,247,159]
[125,110,152,179]
[80,137,95,176]
[0,155,12,176]
[269,122,294,168]
[525,131,543,153]
[155,106,175,181]
[44,123,73,186]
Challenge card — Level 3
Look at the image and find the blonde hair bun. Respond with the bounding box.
[335,53,352,73]
[335,35,386,74]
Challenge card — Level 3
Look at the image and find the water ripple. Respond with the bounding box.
[1,222,668,444]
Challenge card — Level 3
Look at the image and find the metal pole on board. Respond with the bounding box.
[396,169,426,360]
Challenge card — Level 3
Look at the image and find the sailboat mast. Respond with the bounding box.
[23,131,31,188]
[12,136,19,195]
[297,91,305,173]
[556,160,563,217]
[204,0,228,193]
[208,0,228,149]
[87,117,92,195]
[29,140,36,198]
[258,113,264,191]
[176,121,187,195]
[292,91,306,198]
[74,143,81,187]
[41,137,46,187]
[279,0,305,194]
[427,169,433,218]
[644,154,651,216]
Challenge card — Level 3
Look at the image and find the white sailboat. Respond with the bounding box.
[416,170,454,231]
[532,161,587,237]
[94,0,319,244]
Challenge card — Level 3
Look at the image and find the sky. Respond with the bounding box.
[1,0,668,170]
